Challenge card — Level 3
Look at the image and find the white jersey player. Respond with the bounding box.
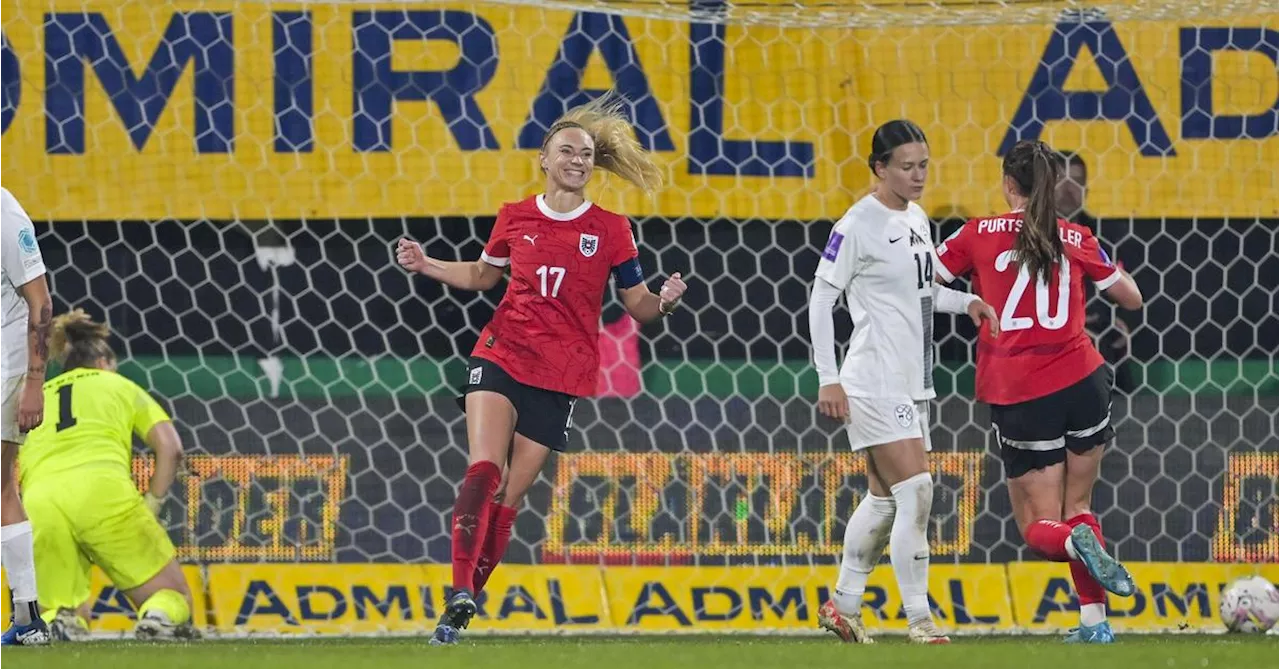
[0,187,51,645]
[807,120,997,646]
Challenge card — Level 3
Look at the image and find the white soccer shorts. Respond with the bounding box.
[844,396,932,452]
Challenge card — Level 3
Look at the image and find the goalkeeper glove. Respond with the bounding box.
[144,492,163,516]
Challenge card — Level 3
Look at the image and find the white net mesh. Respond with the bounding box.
[1,0,1276,636]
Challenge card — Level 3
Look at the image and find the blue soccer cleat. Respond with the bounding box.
[1069,524,1136,597]
[1064,621,1116,644]
[2,616,51,646]
[429,590,477,646]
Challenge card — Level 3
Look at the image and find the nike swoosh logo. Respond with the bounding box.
[889,237,903,244]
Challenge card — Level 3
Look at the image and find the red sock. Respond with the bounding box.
[473,504,519,595]
[1024,519,1073,561]
[1066,513,1108,606]
[451,461,502,593]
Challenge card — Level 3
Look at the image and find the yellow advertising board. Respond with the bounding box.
[1,1,1274,221]
[0,565,207,633]
[205,564,608,634]
[1007,561,1280,632]
[602,565,1014,632]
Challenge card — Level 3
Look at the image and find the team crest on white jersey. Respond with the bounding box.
[579,233,599,257]
[894,403,914,427]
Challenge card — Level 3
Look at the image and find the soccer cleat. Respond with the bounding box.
[1,616,51,646]
[429,591,478,646]
[135,609,204,642]
[1063,621,1116,644]
[817,600,873,644]
[906,619,951,644]
[1069,524,1136,597]
[49,609,90,642]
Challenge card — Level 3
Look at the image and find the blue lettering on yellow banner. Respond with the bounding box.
[237,580,301,626]
[351,10,499,152]
[499,585,548,620]
[627,582,691,626]
[517,12,672,151]
[999,17,1173,157]
[92,586,138,619]
[549,579,599,625]
[43,12,235,154]
[352,585,411,620]
[747,586,808,622]
[1180,27,1279,140]
[273,11,313,153]
[1,35,18,134]
[1151,582,1212,618]
[949,579,1002,625]
[298,585,347,620]
[688,0,813,177]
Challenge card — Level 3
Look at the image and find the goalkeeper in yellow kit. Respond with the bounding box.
[18,309,196,640]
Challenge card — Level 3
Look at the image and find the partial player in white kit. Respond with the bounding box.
[807,120,998,644]
[0,187,51,646]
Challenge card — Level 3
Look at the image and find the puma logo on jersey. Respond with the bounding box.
[523,234,539,245]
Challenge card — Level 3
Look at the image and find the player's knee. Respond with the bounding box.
[889,472,933,528]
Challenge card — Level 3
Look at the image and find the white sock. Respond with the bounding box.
[833,493,896,615]
[889,472,934,625]
[1064,534,1080,560]
[1080,603,1106,627]
[1,521,38,624]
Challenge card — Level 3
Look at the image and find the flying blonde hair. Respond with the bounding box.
[541,91,664,194]
[49,308,115,369]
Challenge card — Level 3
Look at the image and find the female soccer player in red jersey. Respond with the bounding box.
[396,94,686,645]
[934,140,1144,644]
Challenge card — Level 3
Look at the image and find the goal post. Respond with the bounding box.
[0,0,1276,636]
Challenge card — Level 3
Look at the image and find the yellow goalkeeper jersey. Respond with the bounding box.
[18,367,170,485]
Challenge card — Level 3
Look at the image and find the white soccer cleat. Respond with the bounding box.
[49,608,90,642]
[818,599,873,644]
[907,619,951,644]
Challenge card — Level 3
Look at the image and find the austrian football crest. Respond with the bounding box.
[579,233,599,257]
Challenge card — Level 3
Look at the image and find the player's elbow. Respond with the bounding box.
[474,261,504,291]
[148,421,185,458]
[19,275,50,308]
[1107,279,1143,311]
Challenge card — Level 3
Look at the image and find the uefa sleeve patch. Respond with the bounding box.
[821,232,845,262]
[1099,246,1113,266]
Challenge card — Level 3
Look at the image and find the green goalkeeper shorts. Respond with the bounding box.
[24,466,176,611]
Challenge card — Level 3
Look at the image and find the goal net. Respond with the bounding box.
[0,0,1276,637]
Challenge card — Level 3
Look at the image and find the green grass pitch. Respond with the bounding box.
[2,635,1276,669]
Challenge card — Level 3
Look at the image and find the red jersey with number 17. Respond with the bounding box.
[935,212,1121,405]
[472,195,639,398]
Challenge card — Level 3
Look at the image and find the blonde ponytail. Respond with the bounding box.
[50,309,115,370]
[542,91,664,194]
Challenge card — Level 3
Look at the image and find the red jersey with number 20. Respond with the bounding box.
[473,195,639,397]
[935,212,1121,406]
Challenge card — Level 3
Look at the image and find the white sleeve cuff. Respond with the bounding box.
[933,284,978,315]
[808,278,843,387]
[1094,270,1122,291]
[935,260,957,284]
[480,251,510,267]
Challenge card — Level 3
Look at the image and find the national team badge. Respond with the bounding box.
[894,403,914,427]
[579,233,599,257]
